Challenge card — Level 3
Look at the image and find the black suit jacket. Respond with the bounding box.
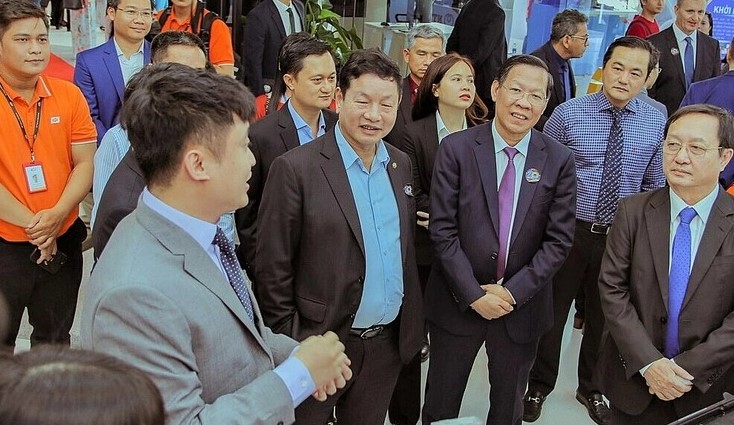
[427,124,576,343]
[383,77,414,147]
[598,188,734,418]
[446,0,506,115]
[648,27,721,116]
[92,149,145,260]
[531,41,576,131]
[255,130,423,363]
[235,105,338,275]
[399,114,438,266]
[244,0,305,95]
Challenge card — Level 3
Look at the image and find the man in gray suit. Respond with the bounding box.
[79,63,352,425]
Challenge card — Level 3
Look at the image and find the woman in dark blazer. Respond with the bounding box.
[400,52,488,287]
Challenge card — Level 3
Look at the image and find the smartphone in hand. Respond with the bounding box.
[30,248,68,274]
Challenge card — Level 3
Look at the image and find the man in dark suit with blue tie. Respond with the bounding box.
[422,54,577,425]
[598,104,734,424]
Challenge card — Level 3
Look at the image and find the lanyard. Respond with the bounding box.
[0,82,42,162]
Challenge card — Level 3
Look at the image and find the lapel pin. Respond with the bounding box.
[392,162,397,169]
[404,183,414,196]
[670,47,680,56]
[525,168,541,183]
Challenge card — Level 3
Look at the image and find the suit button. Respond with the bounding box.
[350,313,355,319]
[660,317,667,324]
[490,252,498,260]
[278,422,284,425]
[489,279,496,284]
[358,276,364,284]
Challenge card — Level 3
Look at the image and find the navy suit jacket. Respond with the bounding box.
[648,27,720,116]
[74,38,152,144]
[243,0,304,96]
[530,41,576,131]
[426,124,576,344]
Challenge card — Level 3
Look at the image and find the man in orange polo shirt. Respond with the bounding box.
[157,0,235,77]
[0,0,96,349]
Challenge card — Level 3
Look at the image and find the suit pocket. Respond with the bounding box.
[296,295,327,323]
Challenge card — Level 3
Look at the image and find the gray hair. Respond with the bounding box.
[406,24,445,50]
[550,9,588,42]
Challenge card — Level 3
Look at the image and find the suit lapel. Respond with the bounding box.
[269,1,287,39]
[682,190,734,309]
[143,41,151,65]
[693,34,709,81]
[102,39,126,102]
[386,145,409,263]
[511,132,547,245]
[665,28,687,89]
[646,190,672,309]
[278,105,300,151]
[543,44,565,105]
[320,132,366,255]
[400,77,412,123]
[136,203,272,356]
[423,116,440,183]
[474,127,500,236]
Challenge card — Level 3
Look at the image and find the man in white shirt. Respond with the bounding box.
[598,104,734,424]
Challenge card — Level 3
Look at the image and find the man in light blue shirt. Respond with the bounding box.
[256,49,424,425]
[80,63,352,425]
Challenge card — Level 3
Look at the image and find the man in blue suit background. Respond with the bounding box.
[74,0,153,144]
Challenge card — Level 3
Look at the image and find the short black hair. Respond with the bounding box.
[603,36,657,78]
[666,104,734,150]
[106,0,155,10]
[494,54,554,98]
[0,345,164,425]
[120,63,256,186]
[550,9,588,42]
[338,48,402,97]
[151,30,207,64]
[0,0,48,39]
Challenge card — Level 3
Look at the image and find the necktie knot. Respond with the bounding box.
[679,207,697,225]
[504,147,518,161]
[611,108,623,122]
[684,36,692,45]
[213,228,232,252]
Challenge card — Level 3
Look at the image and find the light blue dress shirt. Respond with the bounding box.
[113,38,146,85]
[91,124,236,242]
[287,101,327,145]
[668,185,718,274]
[334,124,404,328]
[140,188,316,405]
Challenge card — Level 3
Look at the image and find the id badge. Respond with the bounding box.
[23,161,48,193]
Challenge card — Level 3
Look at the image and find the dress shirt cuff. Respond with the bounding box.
[495,280,517,305]
[273,356,316,406]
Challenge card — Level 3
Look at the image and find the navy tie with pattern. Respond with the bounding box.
[595,109,623,224]
[213,227,254,322]
[665,207,697,358]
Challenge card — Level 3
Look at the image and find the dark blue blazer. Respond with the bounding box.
[74,38,152,144]
[426,124,577,344]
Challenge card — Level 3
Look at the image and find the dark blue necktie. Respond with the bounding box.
[213,227,254,322]
[561,62,572,102]
[665,207,697,358]
[684,36,694,88]
[595,109,623,224]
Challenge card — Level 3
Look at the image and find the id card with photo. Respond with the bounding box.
[23,162,48,193]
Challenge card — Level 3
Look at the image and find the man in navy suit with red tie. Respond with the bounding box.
[422,55,577,425]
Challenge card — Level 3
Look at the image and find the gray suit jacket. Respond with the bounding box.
[80,200,299,425]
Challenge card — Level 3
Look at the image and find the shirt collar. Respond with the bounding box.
[0,74,52,103]
[436,110,467,138]
[669,184,718,226]
[113,37,145,58]
[272,0,292,13]
[593,90,639,114]
[287,100,325,133]
[334,122,391,171]
[672,22,698,44]
[141,187,218,254]
[491,118,531,157]
[548,42,568,70]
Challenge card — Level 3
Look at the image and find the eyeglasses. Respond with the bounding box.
[568,34,590,46]
[663,140,723,157]
[501,85,547,107]
[116,8,153,19]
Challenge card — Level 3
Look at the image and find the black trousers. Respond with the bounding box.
[0,219,85,348]
[388,263,430,425]
[610,398,678,425]
[296,325,403,425]
[422,319,539,425]
[528,222,608,397]
[49,0,64,25]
